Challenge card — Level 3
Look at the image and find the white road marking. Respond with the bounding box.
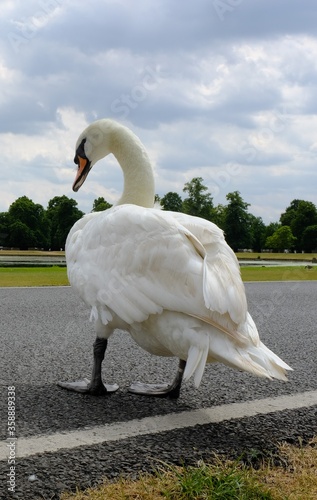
[1,390,316,461]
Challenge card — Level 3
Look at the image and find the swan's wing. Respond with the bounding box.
[169,212,247,324]
[66,205,247,332]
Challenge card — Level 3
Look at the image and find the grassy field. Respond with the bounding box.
[0,249,65,256]
[0,250,316,287]
[0,266,69,287]
[1,250,316,260]
[236,251,317,261]
[241,265,317,281]
[0,265,316,286]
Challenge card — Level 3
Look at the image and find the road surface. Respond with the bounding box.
[0,282,316,499]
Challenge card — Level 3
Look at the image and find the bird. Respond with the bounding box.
[58,118,292,398]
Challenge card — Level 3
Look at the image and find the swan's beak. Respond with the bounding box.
[73,156,92,192]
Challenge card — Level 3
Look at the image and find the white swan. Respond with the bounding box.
[58,119,292,398]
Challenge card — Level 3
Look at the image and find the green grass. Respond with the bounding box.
[169,461,273,499]
[0,265,316,287]
[0,266,69,287]
[0,249,65,256]
[240,265,317,281]
[62,437,317,499]
[62,460,274,500]
[236,252,317,261]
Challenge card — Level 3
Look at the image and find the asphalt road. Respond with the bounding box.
[0,282,316,499]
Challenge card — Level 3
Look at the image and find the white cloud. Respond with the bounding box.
[0,0,317,223]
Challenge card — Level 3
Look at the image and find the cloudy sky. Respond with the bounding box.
[1,0,317,223]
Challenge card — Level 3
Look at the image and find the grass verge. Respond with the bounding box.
[0,265,316,287]
[236,252,317,261]
[1,250,316,260]
[0,249,65,256]
[0,266,69,287]
[61,437,317,499]
[241,265,317,281]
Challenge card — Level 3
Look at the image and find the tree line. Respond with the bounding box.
[0,177,316,252]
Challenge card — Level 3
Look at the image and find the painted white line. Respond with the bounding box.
[1,390,316,461]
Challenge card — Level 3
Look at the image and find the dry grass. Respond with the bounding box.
[61,437,317,500]
[257,437,317,500]
[61,462,272,500]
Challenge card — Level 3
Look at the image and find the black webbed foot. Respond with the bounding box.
[57,337,118,395]
[128,359,186,399]
[57,378,119,395]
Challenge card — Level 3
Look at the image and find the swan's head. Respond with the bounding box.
[72,120,114,192]
[72,119,155,207]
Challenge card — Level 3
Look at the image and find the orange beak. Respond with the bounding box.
[73,156,91,192]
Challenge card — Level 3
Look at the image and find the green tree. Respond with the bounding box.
[301,225,317,252]
[265,222,281,239]
[161,192,183,212]
[7,196,49,249]
[265,226,296,252]
[182,177,213,220]
[280,200,317,251]
[47,196,84,250]
[8,221,35,250]
[92,197,112,212]
[0,212,10,247]
[280,199,301,227]
[224,191,251,251]
[211,204,226,230]
[249,215,266,253]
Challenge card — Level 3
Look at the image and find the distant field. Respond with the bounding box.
[241,265,317,281]
[1,250,317,260]
[0,249,65,256]
[0,265,316,287]
[236,251,317,261]
[0,267,69,287]
[0,250,316,286]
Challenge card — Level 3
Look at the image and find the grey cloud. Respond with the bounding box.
[1,0,317,221]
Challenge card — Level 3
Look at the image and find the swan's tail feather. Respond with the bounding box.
[181,321,292,387]
[226,342,292,381]
[193,341,209,388]
[202,328,292,382]
[183,346,202,383]
[247,342,293,381]
[183,339,209,388]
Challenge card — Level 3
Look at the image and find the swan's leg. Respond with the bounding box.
[129,359,186,399]
[57,337,119,395]
[87,338,118,395]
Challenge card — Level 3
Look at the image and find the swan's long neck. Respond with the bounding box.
[108,122,155,208]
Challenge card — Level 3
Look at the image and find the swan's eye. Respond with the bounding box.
[74,138,87,165]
